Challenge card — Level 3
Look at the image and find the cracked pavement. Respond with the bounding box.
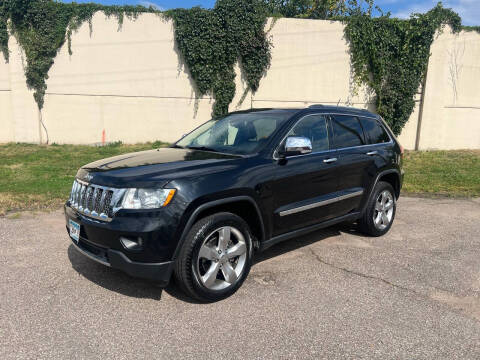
[1,197,480,359]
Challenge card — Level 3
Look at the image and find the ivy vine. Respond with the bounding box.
[462,25,480,33]
[0,0,159,109]
[0,0,475,135]
[344,3,462,135]
[264,1,468,136]
[165,0,271,118]
[0,1,8,62]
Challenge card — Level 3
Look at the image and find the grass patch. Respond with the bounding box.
[403,150,480,197]
[0,142,167,215]
[0,145,478,215]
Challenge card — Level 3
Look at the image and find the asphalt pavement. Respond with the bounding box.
[1,197,480,359]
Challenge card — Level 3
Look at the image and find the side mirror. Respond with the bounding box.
[282,136,312,157]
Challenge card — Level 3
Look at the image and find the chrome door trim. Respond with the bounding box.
[279,190,364,217]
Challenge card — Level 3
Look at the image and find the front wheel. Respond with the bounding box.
[358,181,396,236]
[174,212,253,302]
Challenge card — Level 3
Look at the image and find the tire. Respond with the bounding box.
[174,212,253,302]
[358,181,396,237]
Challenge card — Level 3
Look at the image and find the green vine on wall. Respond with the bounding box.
[344,3,462,135]
[0,1,9,62]
[165,0,271,118]
[0,0,159,109]
[462,25,480,33]
[0,0,271,118]
[0,0,476,135]
[264,1,471,136]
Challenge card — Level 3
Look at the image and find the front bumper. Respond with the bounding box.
[65,202,178,285]
[70,236,173,285]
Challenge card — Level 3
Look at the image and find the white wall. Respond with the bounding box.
[0,49,13,143]
[0,14,478,149]
[417,28,480,150]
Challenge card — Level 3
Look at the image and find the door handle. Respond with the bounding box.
[323,157,337,163]
[366,151,378,156]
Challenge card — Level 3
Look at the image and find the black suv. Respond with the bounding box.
[65,105,404,301]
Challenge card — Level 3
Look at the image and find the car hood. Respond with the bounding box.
[76,147,244,188]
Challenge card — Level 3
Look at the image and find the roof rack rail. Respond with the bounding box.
[308,104,372,113]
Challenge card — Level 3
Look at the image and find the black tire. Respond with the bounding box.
[358,181,396,237]
[174,212,253,302]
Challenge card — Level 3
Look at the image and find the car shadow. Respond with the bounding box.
[67,223,360,303]
[67,245,164,300]
[67,244,204,303]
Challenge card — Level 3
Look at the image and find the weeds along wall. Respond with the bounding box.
[0,13,479,149]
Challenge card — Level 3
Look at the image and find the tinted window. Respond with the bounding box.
[286,114,329,152]
[332,115,365,148]
[176,112,291,155]
[359,117,390,144]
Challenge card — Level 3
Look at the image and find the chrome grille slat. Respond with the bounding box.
[74,182,81,206]
[77,184,83,207]
[93,188,103,214]
[104,191,113,218]
[80,185,88,210]
[99,189,107,214]
[70,182,77,203]
[84,187,93,214]
[69,179,122,222]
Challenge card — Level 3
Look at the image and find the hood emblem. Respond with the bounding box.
[84,173,93,182]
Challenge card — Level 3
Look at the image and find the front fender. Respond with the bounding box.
[172,194,266,261]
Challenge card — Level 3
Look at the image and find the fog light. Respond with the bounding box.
[120,236,143,251]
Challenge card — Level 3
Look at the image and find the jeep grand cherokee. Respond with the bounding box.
[65,105,404,302]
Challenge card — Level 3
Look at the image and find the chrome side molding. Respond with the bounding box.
[279,190,364,217]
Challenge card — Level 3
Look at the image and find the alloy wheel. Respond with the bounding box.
[373,190,394,230]
[196,226,247,291]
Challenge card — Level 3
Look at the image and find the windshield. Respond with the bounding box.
[175,112,292,155]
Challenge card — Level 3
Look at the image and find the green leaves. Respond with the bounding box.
[1,0,159,109]
[0,1,8,62]
[344,3,462,135]
[2,0,271,117]
[0,0,469,130]
[167,0,271,118]
[2,0,271,116]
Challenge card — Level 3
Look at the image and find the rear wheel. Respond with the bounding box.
[358,181,396,236]
[174,212,253,302]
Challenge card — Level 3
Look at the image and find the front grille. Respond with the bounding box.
[69,179,125,222]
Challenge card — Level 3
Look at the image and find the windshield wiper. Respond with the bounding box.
[170,144,184,149]
[186,146,219,152]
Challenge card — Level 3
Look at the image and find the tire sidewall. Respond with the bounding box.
[189,213,253,301]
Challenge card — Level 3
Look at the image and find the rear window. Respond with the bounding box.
[359,117,391,144]
[331,115,366,149]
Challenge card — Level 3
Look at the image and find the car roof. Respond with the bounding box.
[227,108,301,115]
[230,105,378,119]
[307,105,378,118]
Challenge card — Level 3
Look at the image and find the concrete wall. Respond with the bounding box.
[0,14,478,149]
[417,28,480,150]
[0,51,13,144]
[1,35,39,143]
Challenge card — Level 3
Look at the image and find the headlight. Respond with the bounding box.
[122,188,176,209]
